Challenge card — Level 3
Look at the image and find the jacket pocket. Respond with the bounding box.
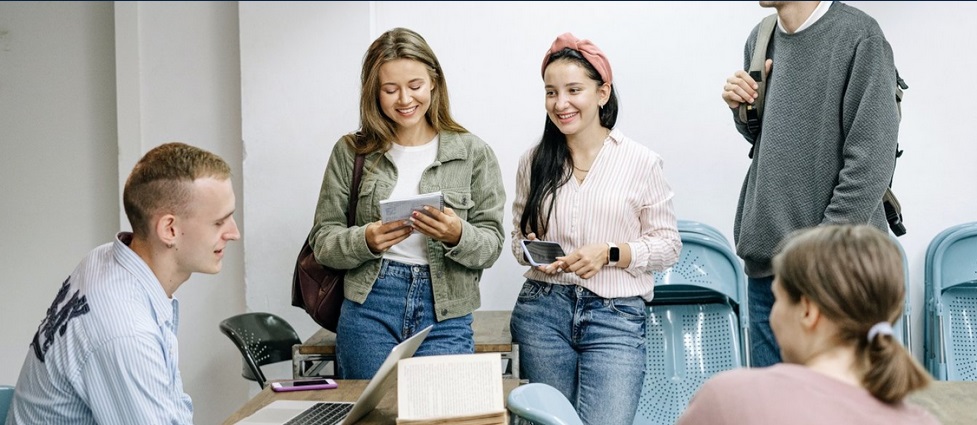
[443,189,475,220]
[355,178,385,224]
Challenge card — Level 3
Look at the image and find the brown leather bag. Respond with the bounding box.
[291,153,365,332]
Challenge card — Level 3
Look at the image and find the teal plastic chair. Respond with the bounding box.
[924,222,977,380]
[1,385,14,425]
[888,237,912,351]
[219,313,301,389]
[507,383,583,425]
[635,231,748,425]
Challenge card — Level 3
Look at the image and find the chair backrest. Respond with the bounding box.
[506,383,583,425]
[924,222,977,380]
[891,237,911,351]
[1,385,14,425]
[635,229,749,425]
[652,232,746,319]
[677,220,731,247]
[219,312,301,389]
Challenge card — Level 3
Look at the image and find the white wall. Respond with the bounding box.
[0,0,119,390]
[2,1,976,423]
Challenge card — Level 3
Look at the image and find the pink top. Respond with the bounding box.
[510,129,681,300]
[677,364,940,425]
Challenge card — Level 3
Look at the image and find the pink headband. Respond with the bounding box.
[540,32,613,84]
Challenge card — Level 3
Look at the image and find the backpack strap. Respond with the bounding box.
[739,13,778,151]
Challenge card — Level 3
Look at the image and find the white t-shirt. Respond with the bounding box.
[383,134,439,265]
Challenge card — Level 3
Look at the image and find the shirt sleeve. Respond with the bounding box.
[79,334,193,425]
[822,34,899,225]
[624,156,682,275]
[510,151,533,266]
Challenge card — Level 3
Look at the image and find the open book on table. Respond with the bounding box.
[396,353,507,425]
[380,191,445,224]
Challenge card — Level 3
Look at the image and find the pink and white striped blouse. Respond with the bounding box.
[510,129,682,301]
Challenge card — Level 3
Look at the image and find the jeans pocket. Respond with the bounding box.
[516,280,546,302]
[608,296,647,322]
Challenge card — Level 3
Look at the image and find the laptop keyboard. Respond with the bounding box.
[283,402,353,425]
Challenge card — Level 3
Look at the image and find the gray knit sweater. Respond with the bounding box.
[733,2,899,277]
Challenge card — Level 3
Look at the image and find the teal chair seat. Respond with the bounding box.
[507,383,583,425]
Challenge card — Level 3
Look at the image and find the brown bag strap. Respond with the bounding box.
[346,154,366,227]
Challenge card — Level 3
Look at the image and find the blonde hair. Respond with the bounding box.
[123,142,231,237]
[772,224,931,403]
[352,27,466,154]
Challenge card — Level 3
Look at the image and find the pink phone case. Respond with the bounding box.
[271,379,338,392]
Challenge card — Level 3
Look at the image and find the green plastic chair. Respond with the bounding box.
[219,313,301,389]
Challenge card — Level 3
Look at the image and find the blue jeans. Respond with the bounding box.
[510,280,646,425]
[336,259,474,379]
[748,276,782,367]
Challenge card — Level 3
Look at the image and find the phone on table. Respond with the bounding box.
[521,240,567,267]
[270,378,338,392]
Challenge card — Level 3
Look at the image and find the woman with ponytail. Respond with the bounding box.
[678,224,937,424]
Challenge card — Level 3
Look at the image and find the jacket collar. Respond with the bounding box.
[435,130,468,163]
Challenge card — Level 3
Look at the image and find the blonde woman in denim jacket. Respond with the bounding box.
[310,28,506,379]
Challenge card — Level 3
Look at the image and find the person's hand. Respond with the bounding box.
[557,243,609,279]
[365,220,413,254]
[721,59,772,109]
[411,206,463,246]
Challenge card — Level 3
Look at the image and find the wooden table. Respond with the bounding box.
[293,310,518,379]
[908,380,977,425]
[222,379,520,425]
[224,379,977,425]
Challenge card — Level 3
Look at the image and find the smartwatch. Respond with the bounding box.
[607,242,620,267]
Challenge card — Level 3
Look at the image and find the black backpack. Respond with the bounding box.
[739,14,907,236]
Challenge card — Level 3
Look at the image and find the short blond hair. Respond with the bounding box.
[123,142,231,237]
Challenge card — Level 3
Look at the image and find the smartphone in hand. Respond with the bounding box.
[521,240,567,267]
[270,378,338,392]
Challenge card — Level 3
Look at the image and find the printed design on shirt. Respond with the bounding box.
[32,276,90,362]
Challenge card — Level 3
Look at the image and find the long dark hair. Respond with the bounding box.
[519,48,619,238]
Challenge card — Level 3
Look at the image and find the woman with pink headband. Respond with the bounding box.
[678,225,937,425]
[509,32,682,424]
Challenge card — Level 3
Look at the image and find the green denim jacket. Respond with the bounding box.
[309,131,506,321]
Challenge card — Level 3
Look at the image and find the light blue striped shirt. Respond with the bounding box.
[7,232,193,425]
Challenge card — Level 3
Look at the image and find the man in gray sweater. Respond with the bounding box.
[721,1,899,367]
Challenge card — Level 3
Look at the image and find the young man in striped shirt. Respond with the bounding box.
[7,142,240,424]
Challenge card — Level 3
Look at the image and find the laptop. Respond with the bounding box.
[235,325,433,425]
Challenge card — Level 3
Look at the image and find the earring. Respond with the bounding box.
[166,242,174,249]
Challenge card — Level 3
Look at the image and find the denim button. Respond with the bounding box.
[576,286,583,293]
